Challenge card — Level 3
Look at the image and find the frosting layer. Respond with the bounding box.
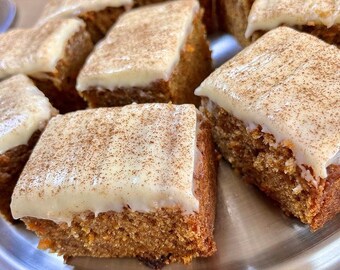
[0,75,56,154]
[0,18,85,79]
[11,104,199,223]
[196,27,340,180]
[246,0,340,38]
[37,0,133,25]
[77,0,199,91]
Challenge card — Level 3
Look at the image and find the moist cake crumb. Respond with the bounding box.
[0,18,93,113]
[0,74,56,222]
[195,27,340,230]
[217,0,340,46]
[77,0,212,107]
[37,0,133,42]
[11,103,217,264]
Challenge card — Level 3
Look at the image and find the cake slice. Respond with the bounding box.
[218,0,340,47]
[0,74,57,222]
[77,0,212,108]
[11,103,217,265]
[0,18,93,113]
[37,0,133,42]
[195,27,340,230]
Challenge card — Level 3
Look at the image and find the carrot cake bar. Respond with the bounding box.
[195,27,340,230]
[217,0,340,47]
[77,0,212,108]
[0,75,57,222]
[0,18,93,113]
[37,0,133,43]
[11,103,217,265]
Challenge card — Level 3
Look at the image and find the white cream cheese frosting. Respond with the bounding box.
[246,0,340,38]
[11,104,199,224]
[195,27,340,181]
[0,75,57,155]
[37,0,133,26]
[0,18,85,80]
[76,0,199,91]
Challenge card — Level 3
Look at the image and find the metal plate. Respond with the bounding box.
[1,162,340,270]
[0,0,16,33]
[0,2,339,270]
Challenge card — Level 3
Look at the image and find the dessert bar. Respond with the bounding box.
[0,18,93,113]
[196,27,340,230]
[77,0,212,108]
[11,103,217,264]
[218,0,340,47]
[37,0,133,42]
[0,75,56,222]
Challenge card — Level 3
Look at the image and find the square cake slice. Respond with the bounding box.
[195,27,340,230]
[0,74,57,222]
[0,18,93,113]
[37,0,133,43]
[218,0,340,47]
[77,0,212,108]
[11,104,217,264]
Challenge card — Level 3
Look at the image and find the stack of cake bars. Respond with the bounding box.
[0,0,338,268]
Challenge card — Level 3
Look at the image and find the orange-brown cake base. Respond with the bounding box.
[32,27,93,113]
[251,25,340,48]
[217,0,340,47]
[22,114,218,264]
[202,98,340,230]
[80,7,126,43]
[217,0,254,46]
[80,11,212,108]
[0,131,41,222]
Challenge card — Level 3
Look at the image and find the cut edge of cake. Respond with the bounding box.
[195,27,340,230]
[11,104,217,263]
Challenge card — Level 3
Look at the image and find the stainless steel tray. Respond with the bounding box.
[1,162,339,270]
[1,2,339,269]
[0,0,16,32]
